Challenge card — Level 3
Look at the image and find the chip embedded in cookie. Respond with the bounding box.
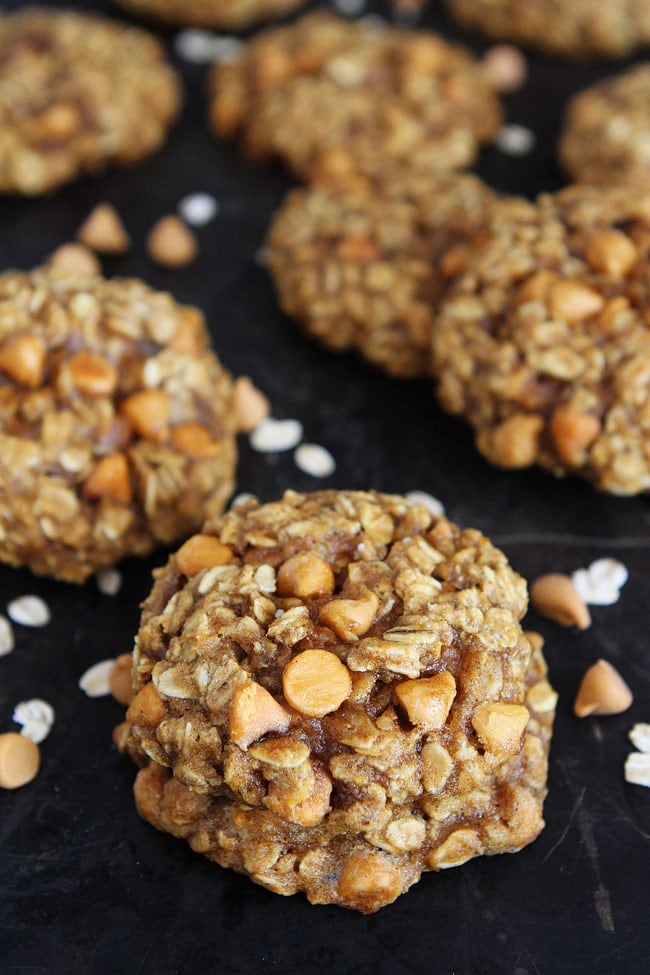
[265,169,498,379]
[0,267,237,582]
[560,65,650,189]
[446,0,650,58]
[208,11,503,181]
[432,184,650,495]
[115,0,306,30]
[0,8,182,195]
[120,489,554,913]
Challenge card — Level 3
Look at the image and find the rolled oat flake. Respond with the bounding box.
[8,595,50,627]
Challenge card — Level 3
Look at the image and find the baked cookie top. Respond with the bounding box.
[0,7,181,195]
[265,169,498,379]
[0,267,237,582]
[114,0,306,30]
[560,65,650,188]
[433,184,650,495]
[121,489,554,913]
[208,10,502,180]
[446,0,650,58]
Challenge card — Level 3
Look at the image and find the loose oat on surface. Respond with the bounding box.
[0,8,181,195]
[432,184,650,495]
[208,11,502,181]
[116,0,307,30]
[120,489,554,913]
[0,267,237,582]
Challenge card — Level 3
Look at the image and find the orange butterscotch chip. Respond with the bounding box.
[472,702,529,755]
[82,452,132,504]
[319,588,379,641]
[69,351,118,397]
[0,334,47,389]
[574,659,632,717]
[77,203,131,255]
[120,389,170,442]
[229,681,291,749]
[0,733,40,790]
[282,649,352,718]
[337,852,402,912]
[126,682,166,728]
[171,422,221,458]
[277,552,335,599]
[168,309,207,354]
[175,534,234,577]
[394,671,457,731]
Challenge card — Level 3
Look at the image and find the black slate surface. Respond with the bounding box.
[0,1,649,973]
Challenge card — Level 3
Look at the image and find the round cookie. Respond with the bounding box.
[119,489,554,913]
[208,11,503,181]
[560,65,650,188]
[0,267,237,582]
[115,0,306,30]
[432,184,650,495]
[446,0,650,59]
[265,169,498,379]
[0,8,181,195]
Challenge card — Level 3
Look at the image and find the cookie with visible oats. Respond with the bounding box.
[208,11,502,181]
[118,489,554,914]
[446,0,650,58]
[265,169,498,379]
[0,267,237,582]
[560,66,650,188]
[0,8,181,195]
[432,184,650,494]
[115,0,306,30]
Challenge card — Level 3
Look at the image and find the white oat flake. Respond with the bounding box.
[8,595,50,628]
[174,29,242,65]
[495,123,536,157]
[250,417,303,453]
[294,443,336,478]
[96,568,123,597]
[406,491,445,517]
[629,723,650,754]
[13,699,55,744]
[0,614,14,656]
[333,0,367,16]
[624,752,650,788]
[79,659,115,698]
[178,193,219,227]
[571,558,628,606]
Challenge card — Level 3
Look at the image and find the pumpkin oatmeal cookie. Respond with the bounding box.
[265,169,498,379]
[432,184,650,494]
[208,10,502,181]
[118,489,554,913]
[115,0,306,30]
[0,7,181,195]
[0,267,237,582]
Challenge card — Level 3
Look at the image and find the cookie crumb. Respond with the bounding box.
[250,417,303,453]
[294,443,336,478]
[77,203,130,255]
[0,615,14,656]
[79,659,116,698]
[12,699,55,744]
[495,123,536,156]
[571,558,629,606]
[47,243,101,277]
[96,568,123,596]
[405,491,445,517]
[8,595,51,628]
[147,216,198,268]
[178,192,219,227]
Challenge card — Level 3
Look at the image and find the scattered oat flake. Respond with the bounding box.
[175,29,242,64]
[334,0,367,15]
[629,723,650,753]
[250,417,303,453]
[571,558,628,606]
[0,614,14,656]
[79,659,116,698]
[13,699,55,745]
[230,492,257,508]
[8,595,50,628]
[406,491,445,517]
[495,123,536,156]
[624,752,650,788]
[96,568,123,596]
[294,443,336,478]
[178,193,219,227]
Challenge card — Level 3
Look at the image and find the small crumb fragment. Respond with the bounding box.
[79,659,116,698]
[96,568,123,596]
[571,558,628,606]
[47,243,101,276]
[109,653,133,706]
[233,376,271,433]
[294,443,336,478]
[146,216,198,268]
[0,614,14,656]
[8,595,50,628]
[629,723,650,753]
[481,44,527,93]
[495,123,536,157]
[406,491,445,517]
[77,203,130,254]
[530,573,591,629]
[250,417,303,453]
[12,699,55,745]
[574,659,633,717]
[178,193,219,227]
[624,752,650,788]
[0,733,40,789]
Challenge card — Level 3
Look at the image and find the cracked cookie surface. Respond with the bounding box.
[0,267,237,582]
[120,489,554,913]
[0,7,181,194]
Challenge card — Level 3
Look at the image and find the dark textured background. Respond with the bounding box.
[0,2,649,972]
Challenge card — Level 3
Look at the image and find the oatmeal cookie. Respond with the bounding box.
[432,184,650,494]
[115,0,306,30]
[0,267,237,582]
[119,489,554,913]
[208,11,502,181]
[446,0,650,59]
[0,7,181,195]
[265,170,498,379]
[560,65,650,188]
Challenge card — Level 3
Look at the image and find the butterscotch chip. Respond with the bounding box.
[208,11,503,182]
[146,216,198,269]
[119,489,554,913]
[77,204,130,255]
[0,9,181,195]
[232,376,270,433]
[530,574,591,630]
[574,659,633,717]
[0,267,237,582]
[0,732,40,789]
[47,244,101,277]
[115,0,307,30]
[433,184,650,494]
